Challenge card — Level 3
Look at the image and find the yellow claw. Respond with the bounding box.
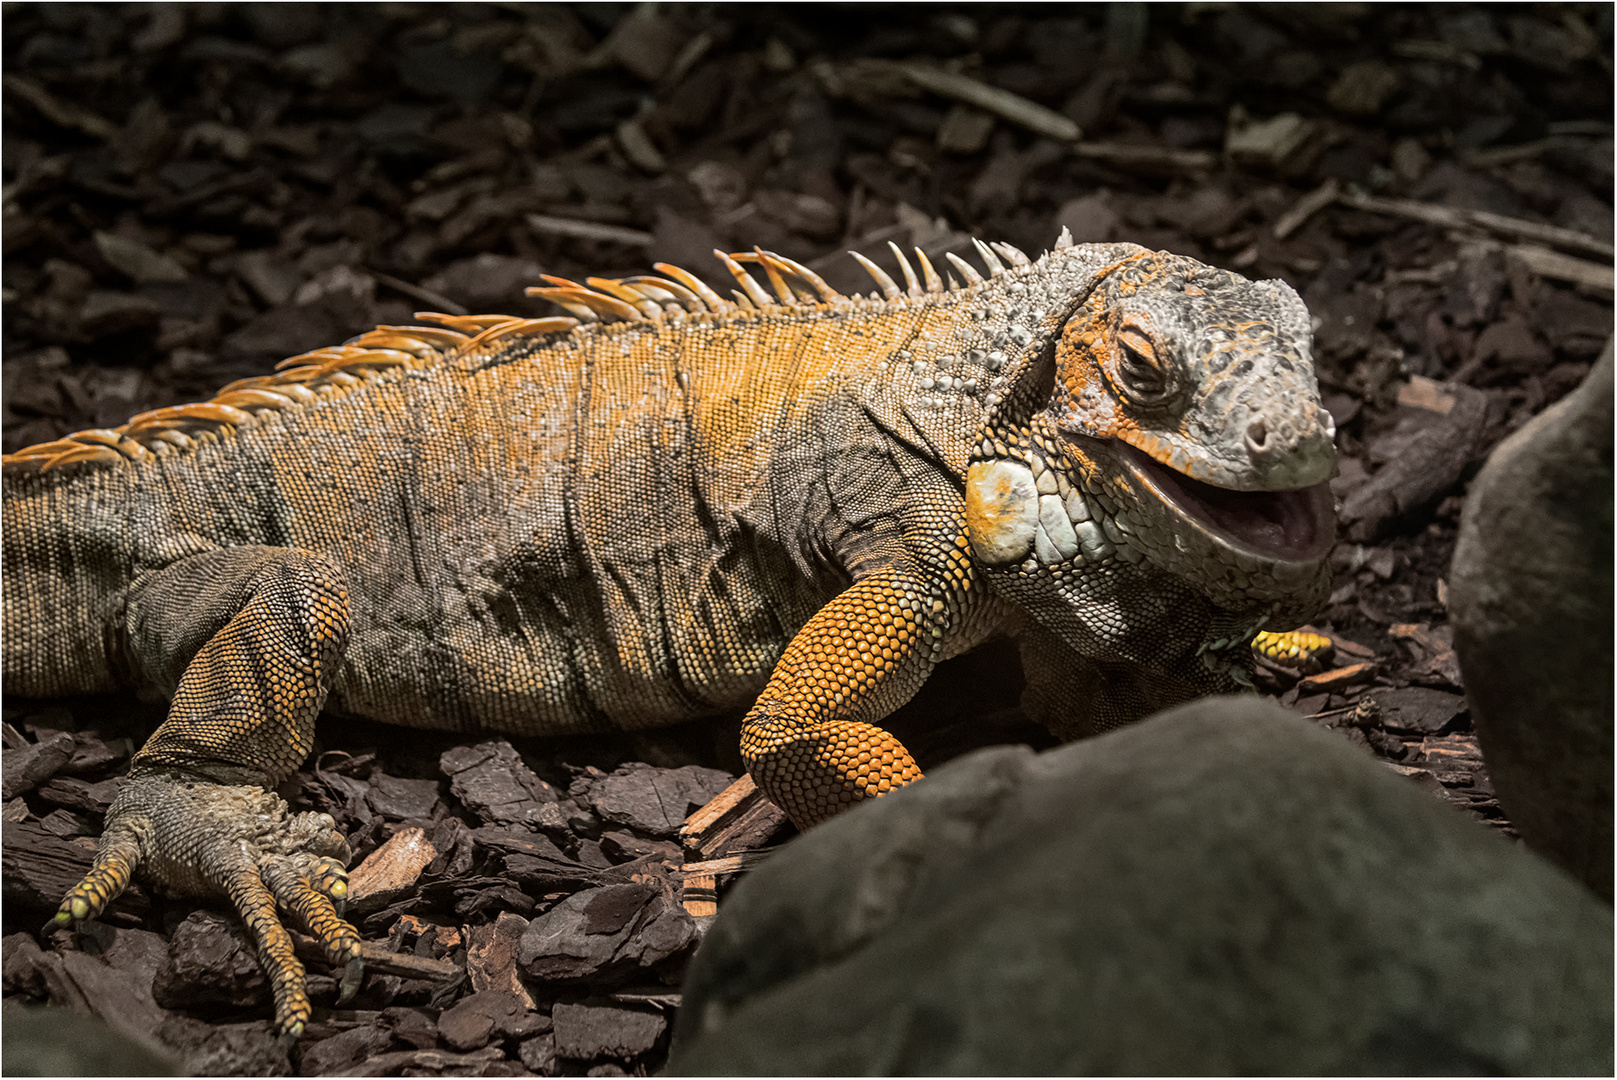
[55,910,73,926]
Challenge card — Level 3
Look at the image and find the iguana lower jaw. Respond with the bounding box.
[1109,438,1336,566]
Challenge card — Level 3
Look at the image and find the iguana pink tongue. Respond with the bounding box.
[1119,442,1335,562]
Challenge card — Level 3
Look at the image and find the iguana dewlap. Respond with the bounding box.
[2,234,1336,1036]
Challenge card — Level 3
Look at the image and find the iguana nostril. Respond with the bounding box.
[1245,417,1269,455]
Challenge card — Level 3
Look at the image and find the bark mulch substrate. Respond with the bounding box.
[3,4,1611,1075]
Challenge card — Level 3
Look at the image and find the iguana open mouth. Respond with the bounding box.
[1115,440,1335,563]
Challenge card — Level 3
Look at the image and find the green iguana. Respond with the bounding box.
[2,233,1337,1036]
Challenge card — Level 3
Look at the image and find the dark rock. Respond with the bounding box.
[441,741,561,829]
[2,933,53,997]
[234,250,302,307]
[41,927,177,1062]
[1450,345,1613,900]
[552,1002,667,1062]
[2,1001,179,1076]
[158,1016,290,1077]
[2,731,77,798]
[153,909,271,1012]
[670,698,1612,1075]
[518,884,694,983]
[584,763,733,838]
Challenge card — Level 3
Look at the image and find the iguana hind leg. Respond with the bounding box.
[740,574,947,827]
[54,546,359,1038]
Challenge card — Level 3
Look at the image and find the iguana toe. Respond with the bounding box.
[55,767,359,1039]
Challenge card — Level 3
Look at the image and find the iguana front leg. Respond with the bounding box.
[54,546,360,1038]
[741,559,975,827]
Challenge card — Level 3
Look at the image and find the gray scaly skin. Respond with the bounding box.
[2,234,1337,1036]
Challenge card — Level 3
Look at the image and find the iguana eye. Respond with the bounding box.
[1117,329,1170,403]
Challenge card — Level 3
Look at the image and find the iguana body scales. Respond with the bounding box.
[3,235,1338,1036]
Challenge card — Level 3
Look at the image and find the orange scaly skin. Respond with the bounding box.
[2,236,1337,1037]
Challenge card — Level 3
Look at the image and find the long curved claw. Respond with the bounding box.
[338,957,365,1005]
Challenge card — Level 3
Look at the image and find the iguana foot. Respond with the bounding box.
[1251,629,1333,671]
[54,767,361,1038]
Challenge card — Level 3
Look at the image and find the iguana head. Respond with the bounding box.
[962,243,1336,664]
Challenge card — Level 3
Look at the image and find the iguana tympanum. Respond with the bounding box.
[3,233,1337,1036]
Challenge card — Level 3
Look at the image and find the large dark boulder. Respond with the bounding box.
[670,698,1612,1075]
[1450,343,1613,900]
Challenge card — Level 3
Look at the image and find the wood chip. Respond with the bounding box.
[347,827,438,911]
[680,774,758,838]
[524,213,654,247]
[681,849,777,878]
[900,63,1080,142]
[615,118,667,173]
[681,872,717,918]
[1396,376,1457,414]
[1297,662,1376,693]
[679,772,791,862]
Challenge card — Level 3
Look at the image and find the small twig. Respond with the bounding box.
[525,213,654,247]
[1072,142,1218,175]
[368,271,468,317]
[3,74,118,139]
[900,63,1080,142]
[1273,179,1342,240]
[1506,244,1614,292]
[292,933,460,982]
[1338,190,1613,261]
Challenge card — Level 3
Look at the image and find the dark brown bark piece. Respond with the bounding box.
[366,771,444,820]
[1376,687,1468,735]
[552,1001,667,1062]
[32,775,123,815]
[2,731,77,799]
[584,763,734,838]
[1340,383,1494,541]
[441,742,564,830]
[1,820,150,920]
[152,909,270,1013]
[518,883,694,983]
